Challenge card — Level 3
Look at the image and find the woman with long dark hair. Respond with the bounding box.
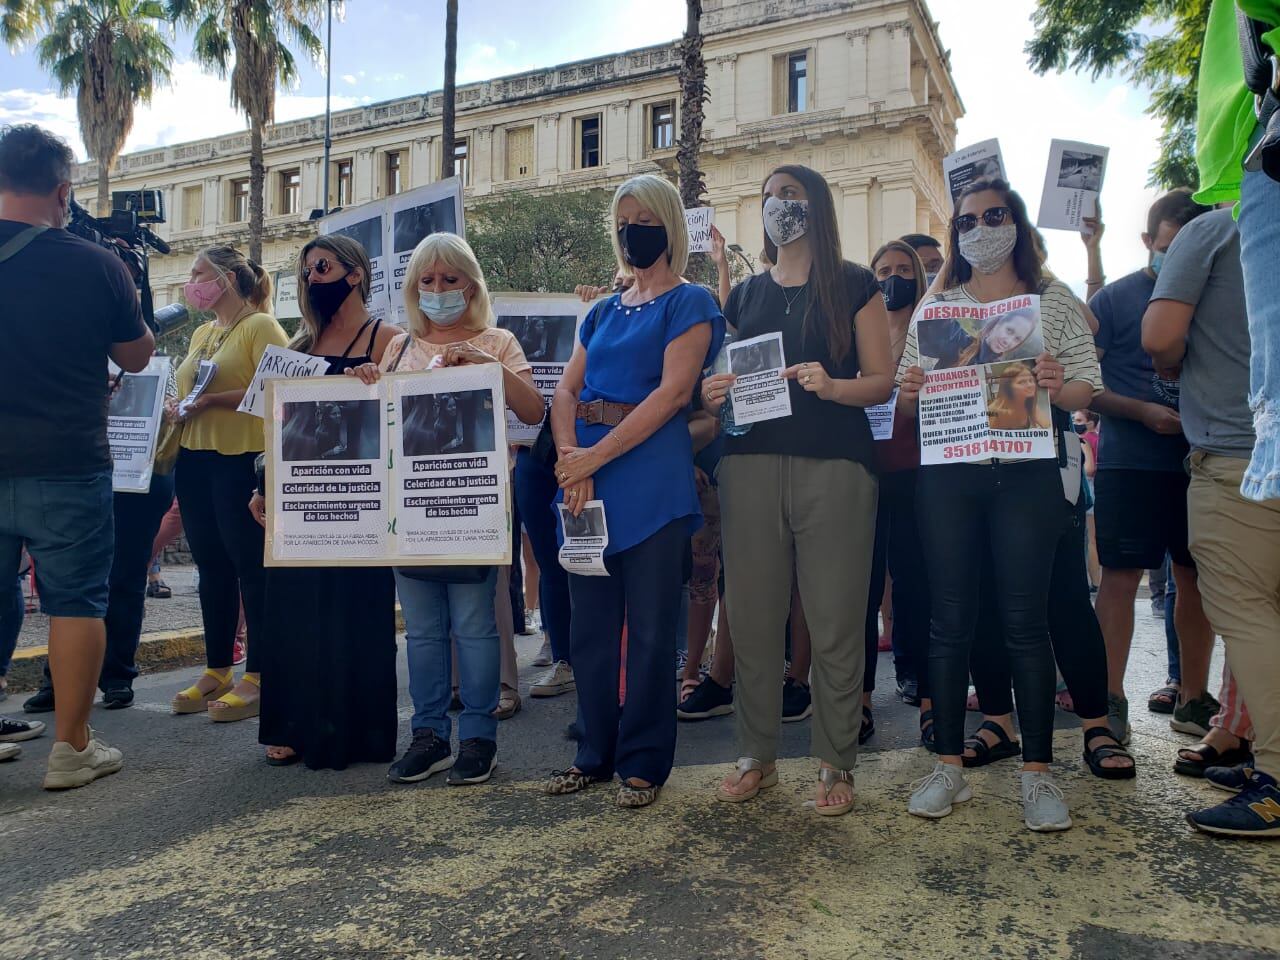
[702,164,892,816]
[249,234,400,768]
[896,178,1101,832]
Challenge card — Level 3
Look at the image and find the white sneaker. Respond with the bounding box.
[907,761,972,819]
[0,742,20,762]
[532,637,554,668]
[530,661,575,698]
[1022,771,1072,832]
[42,727,124,790]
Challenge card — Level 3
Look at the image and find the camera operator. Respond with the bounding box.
[0,124,153,790]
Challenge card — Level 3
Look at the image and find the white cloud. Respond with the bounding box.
[457,41,537,84]
[341,73,357,85]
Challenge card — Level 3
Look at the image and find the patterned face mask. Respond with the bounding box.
[763,196,808,247]
[957,223,1017,275]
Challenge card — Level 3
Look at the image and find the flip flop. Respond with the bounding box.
[716,757,777,803]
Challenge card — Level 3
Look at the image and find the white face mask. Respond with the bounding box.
[419,288,468,326]
[762,196,808,247]
[957,223,1017,275]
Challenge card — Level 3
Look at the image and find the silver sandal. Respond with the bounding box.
[716,757,779,803]
[815,767,854,817]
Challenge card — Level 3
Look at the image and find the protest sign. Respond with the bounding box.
[273,270,303,321]
[388,179,465,323]
[684,207,715,254]
[914,295,1055,465]
[1037,139,1108,232]
[238,345,331,418]
[727,331,791,425]
[867,389,898,441]
[943,139,1005,203]
[493,293,590,443]
[558,500,609,576]
[179,360,217,417]
[263,362,510,567]
[320,204,390,322]
[109,356,169,493]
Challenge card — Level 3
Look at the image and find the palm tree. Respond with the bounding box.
[169,0,323,262]
[676,0,707,209]
[440,0,458,180]
[2,0,173,216]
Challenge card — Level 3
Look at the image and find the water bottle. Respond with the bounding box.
[712,335,751,437]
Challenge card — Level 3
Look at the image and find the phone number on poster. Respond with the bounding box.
[941,438,1037,459]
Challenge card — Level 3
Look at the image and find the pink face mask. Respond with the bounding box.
[184,278,224,311]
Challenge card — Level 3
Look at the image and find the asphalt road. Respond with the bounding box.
[2,603,1277,960]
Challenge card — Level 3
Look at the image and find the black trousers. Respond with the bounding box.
[970,495,1109,722]
[863,469,931,697]
[175,449,267,673]
[918,460,1061,763]
[569,519,685,786]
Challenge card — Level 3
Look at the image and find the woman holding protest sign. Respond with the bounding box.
[348,232,543,786]
[702,165,892,816]
[543,174,723,809]
[248,234,400,769]
[895,178,1101,832]
[168,246,288,722]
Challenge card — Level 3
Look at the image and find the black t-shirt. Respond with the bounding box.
[723,262,880,465]
[0,220,147,478]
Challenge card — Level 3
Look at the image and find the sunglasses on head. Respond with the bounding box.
[953,206,1012,234]
[303,257,345,281]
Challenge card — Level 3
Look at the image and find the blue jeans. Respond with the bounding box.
[513,449,571,663]
[1163,554,1181,684]
[0,577,22,676]
[1240,149,1280,500]
[395,568,500,743]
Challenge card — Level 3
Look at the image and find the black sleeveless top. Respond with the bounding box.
[319,318,382,375]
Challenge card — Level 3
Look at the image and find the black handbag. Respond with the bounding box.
[394,564,492,584]
[530,408,558,470]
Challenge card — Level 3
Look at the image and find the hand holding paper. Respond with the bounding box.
[1033,351,1065,403]
[783,361,833,400]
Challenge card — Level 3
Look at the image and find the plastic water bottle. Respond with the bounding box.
[712,335,751,437]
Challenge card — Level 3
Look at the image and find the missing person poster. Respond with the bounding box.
[388,179,465,324]
[109,356,170,493]
[558,500,609,576]
[1037,139,1108,232]
[263,363,510,566]
[493,293,590,443]
[943,139,1005,203]
[684,207,715,254]
[727,331,791,425]
[320,205,389,321]
[237,345,330,418]
[914,295,1054,465]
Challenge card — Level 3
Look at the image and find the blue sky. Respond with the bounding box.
[0,0,1166,283]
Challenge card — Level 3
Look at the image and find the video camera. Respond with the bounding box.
[66,189,173,334]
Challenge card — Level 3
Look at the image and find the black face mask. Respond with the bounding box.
[878,275,917,311]
[619,224,668,270]
[307,276,355,321]
[1072,422,1088,435]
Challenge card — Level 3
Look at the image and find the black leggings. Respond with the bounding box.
[918,460,1061,763]
[970,496,1109,721]
[863,469,931,697]
[175,449,267,673]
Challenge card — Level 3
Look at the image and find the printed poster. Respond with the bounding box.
[684,207,715,254]
[727,331,791,425]
[387,179,465,324]
[558,500,609,576]
[914,295,1054,465]
[237,345,330,418]
[493,293,590,443]
[867,389,899,441]
[1037,139,1108,232]
[943,139,1005,203]
[320,205,389,322]
[109,356,169,493]
[273,270,303,321]
[263,363,510,566]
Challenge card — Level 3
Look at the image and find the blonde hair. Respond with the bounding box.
[291,235,372,352]
[401,232,494,337]
[196,245,272,312]
[608,174,688,278]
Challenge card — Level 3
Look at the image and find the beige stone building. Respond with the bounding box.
[79,0,963,306]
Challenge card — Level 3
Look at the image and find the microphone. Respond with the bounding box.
[139,227,171,255]
[152,302,190,334]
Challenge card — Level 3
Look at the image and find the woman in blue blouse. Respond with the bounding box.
[545,174,724,809]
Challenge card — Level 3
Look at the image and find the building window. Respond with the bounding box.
[230,178,249,222]
[576,114,601,169]
[787,52,808,113]
[385,151,403,195]
[452,138,469,185]
[506,126,534,180]
[181,184,203,230]
[279,168,301,215]
[334,159,354,207]
[649,101,675,151]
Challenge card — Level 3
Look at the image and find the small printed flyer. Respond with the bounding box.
[558,500,609,576]
[493,294,590,443]
[727,331,791,425]
[867,389,899,441]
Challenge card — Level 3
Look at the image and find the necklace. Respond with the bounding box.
[779,281,808,315]
[200,305,254,361]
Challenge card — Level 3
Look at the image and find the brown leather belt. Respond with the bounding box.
[576,399,636,427]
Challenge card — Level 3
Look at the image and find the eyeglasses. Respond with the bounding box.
[303,257,344,281]
[953,206,1012,234]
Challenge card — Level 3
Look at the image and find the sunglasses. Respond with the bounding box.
[303,257,346,281]
[953,206,1012,234]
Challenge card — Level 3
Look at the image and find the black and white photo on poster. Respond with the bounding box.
[1056,150,1104,191]
[727,331,791,425]
[558,499,609,576]
[943,139,1005,202]
[321,204,390,321]
[109,372,159,420]
[1037,138,1108,233]
[492,294,591,444]
[387,179,465,322]
[400,389,497,458]
[109,355,170,493]
[280,399,381,462]
[392,197,458,254]
[329,215,384,259]
[498,314,578,364]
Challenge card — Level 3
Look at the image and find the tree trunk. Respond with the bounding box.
[440,0,458,180]
[96,160,111,218]
[248,115,265,263]
[676,0,707,209]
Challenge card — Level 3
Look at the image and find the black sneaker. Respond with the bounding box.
[896,678,920,706]
[1205,762,1256,794]
[1186,772,1280,838]
[0,717,45,742]
[23,686,54,714]
[781,677,812,722]
[447,738,497,785]
[676,676,734,721]
[102,688,134,710]
[387,729,453,784]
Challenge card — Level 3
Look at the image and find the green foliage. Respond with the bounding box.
[1026,0,1211,189]
[467,188,619,294]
